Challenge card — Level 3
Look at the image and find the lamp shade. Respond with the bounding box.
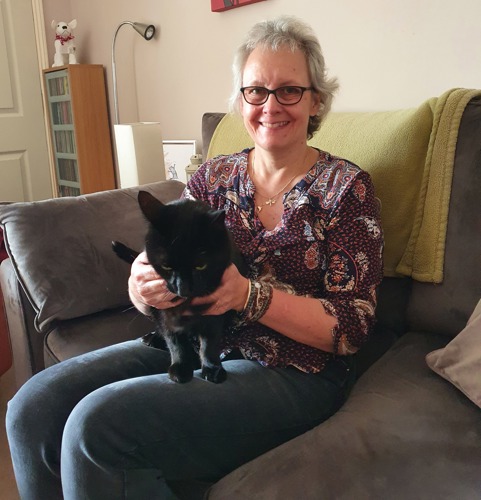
[132,22,155,40]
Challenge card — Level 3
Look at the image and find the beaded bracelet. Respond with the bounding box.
[241,279,252,312]
[237,278,273,325]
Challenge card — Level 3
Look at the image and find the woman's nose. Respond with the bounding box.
[262,92,283,111]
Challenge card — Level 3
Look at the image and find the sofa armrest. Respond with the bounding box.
[0,259,42,386]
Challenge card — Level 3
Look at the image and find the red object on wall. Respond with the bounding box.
[211,0,266,12]
[0,228,7,262]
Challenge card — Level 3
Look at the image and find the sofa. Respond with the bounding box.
[1,88,481,498]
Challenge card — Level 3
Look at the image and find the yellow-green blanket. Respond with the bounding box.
[207,88,481,283]
[396,88,481,282]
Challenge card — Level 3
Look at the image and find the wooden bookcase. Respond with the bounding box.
[43,64,116,197]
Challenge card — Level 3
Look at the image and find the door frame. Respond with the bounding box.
[31,0,48,69]
[31,0,57,195]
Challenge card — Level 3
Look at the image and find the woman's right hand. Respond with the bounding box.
[128,251,183,315]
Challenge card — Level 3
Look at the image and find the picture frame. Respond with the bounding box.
[163,140,197,184]
[211,0,266,13]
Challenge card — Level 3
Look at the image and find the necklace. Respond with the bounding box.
[251,152,301,213]
[255,175,297,212]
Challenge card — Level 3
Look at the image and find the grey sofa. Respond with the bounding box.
[1,93,481,498]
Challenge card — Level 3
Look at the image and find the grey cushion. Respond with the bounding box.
[44,306,154,366]
[208,332,481,499]
[0,181,184,333]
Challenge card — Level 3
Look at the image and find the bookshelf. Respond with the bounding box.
[43,65,116,196]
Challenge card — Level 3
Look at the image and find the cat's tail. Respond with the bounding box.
[112,241,140,265]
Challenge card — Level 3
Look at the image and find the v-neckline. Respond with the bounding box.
[244,148,318,233]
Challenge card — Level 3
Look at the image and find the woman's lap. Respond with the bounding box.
[7,339,354,499]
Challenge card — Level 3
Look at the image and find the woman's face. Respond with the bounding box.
[240,45,320,154]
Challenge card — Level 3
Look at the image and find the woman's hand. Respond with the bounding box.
[128,251,183,315]
[190,264,250,316]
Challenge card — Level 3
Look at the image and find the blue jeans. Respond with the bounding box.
[6,339,355,500]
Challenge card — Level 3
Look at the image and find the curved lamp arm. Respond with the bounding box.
[111,21,156,124]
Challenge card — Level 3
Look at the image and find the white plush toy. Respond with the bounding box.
[51,19,78,67]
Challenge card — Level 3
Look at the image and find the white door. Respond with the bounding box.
[0,0,52,201]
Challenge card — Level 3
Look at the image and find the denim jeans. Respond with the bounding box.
[6,339,355,500]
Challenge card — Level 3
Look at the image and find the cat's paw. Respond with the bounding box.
[201,365,227,384]
[168,363,193,383]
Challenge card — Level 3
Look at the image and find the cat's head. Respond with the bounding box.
[138,191,231,298]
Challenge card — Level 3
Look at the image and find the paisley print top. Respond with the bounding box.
[184,148,384,373]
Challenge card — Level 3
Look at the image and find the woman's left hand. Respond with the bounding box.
[189,264,250,316]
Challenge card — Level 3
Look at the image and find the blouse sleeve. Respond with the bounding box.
[319,171,384,355]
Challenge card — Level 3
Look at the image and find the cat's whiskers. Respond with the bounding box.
[121,305,137,313]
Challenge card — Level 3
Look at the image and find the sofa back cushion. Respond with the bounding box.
[208,107,431,278]
[0,181,185,334]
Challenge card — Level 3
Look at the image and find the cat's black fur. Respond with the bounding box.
[112,190,246,384]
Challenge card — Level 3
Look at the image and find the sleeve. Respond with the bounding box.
[319,171,384,355]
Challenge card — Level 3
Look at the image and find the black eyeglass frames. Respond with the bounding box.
[240,86,314,106]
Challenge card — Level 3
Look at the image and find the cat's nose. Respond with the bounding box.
[172,277,191,298]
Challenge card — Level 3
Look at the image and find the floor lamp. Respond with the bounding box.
[111,21,166,188]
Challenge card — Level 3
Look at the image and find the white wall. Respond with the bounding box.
[42,0,481,153]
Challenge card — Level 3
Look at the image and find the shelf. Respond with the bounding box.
[43,65,115,196]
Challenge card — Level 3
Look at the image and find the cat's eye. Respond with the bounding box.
[195,264,208,271]
[160,264,172,271]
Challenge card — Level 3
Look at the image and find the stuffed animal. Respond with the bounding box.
[51,20,78,67]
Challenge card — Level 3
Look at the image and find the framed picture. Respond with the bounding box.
[163,140,197,184]
[211,0,266,13]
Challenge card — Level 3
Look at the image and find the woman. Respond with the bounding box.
[7,16,383,499]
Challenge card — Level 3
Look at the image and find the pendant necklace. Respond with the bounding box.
[251,151,300,213]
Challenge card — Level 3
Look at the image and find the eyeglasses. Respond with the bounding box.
[240,86,314,106]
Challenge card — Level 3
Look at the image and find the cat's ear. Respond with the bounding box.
[138,190,165,224]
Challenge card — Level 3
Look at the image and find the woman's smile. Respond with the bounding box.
[259,119,290,129]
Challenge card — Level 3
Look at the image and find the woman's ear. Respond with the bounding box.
[310,91,323,117]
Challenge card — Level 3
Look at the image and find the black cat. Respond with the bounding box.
[113,190,245,384]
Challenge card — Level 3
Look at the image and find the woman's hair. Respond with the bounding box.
[229,16,339,139]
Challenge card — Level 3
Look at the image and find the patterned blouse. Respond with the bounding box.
[184,148,384,373]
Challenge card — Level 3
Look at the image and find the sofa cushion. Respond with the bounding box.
[44,307,154,367]
[207,332,481,499]
[426,299,481,408]
[0,181,185,334]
